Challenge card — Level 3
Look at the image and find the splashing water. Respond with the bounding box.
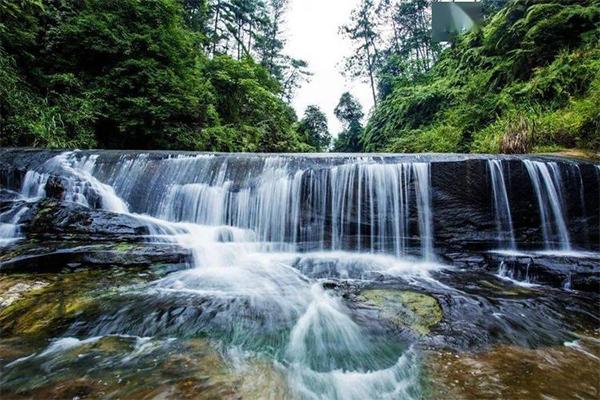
[14,152,441,398]
[4,151,595,399]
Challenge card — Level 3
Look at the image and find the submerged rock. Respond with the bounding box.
[357,289,442,335]
[423,331,600,400]
[0,278,49,308]
[0,332,286,400]
[0,267,177,337]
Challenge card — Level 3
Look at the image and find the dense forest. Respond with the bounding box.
[1,0,599,153]
[355,0,600,153]
[0,0,325,151]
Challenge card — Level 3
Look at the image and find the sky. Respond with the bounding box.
[284,0,374,135]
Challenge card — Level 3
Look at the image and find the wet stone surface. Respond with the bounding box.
[0,149,598,399]
[357,289,442,336]
[0,266,598,398]
[423,330,600,400]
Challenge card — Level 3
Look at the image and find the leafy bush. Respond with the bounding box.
[363,0,600,154]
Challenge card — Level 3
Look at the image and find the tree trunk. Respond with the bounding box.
[211,0,221,56]
[364,36,378,106]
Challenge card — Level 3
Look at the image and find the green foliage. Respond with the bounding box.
[363,0,600,153]
[341,0,442,105]
[333,92,365,152]
[0,0,309,151]
[297,105,330,151]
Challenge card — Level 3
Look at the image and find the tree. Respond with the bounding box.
[385,0,439,73]
[0,0,313,152]
[256,0,287,73]
[341,0,443,103]
[340,0,381,106]
[254,0,310,101]
[332,92,364,152]
[376,0,442,87]
[197,0,310,101]
[361,0,600,154]
[298,105,330,151]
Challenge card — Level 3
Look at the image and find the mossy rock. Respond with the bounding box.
[358,289,442,335]
[0,268,158,337]
[111,242,139,253]
[0,280,84,336]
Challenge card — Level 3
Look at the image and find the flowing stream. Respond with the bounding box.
[0,150,599,399]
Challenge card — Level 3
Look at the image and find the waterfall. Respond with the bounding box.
[1,151,131,247]
[3,149,599,400]
[48,153,129,213]
[72,153,436,258]
[523,160,571,250]
[487,160,516,249]
[413,163,434,261]
[327,162,429,257]
[0,205,29,247]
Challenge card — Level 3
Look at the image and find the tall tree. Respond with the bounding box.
[332,92,364,152]
[196,0,309,101]
[256,0,286,74]
[341,0,443,102]
[376,0,442,96]
[254,0,310,100]
[340,0,381,106]
[298,105,330,151]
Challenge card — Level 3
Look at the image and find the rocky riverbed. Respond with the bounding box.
[0,149,598,399]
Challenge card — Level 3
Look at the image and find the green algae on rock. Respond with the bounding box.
[358,289,442,335]
[0,268,166,337]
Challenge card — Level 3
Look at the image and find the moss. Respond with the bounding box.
[112,242,139,253]
[0,268,158,337]
[64,295,93,315]
[358,289,442,335]
[0,278,76,336]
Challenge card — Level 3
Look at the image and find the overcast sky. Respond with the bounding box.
[284,0,374,135]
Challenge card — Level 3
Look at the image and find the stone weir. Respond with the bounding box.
[0,149,598,290]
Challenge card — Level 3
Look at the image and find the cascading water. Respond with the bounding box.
[413,163,434,261]
[0,204,29,247]
[0,152,129,247]
[78,153,436,257]
[487,160,516,249]
[2,151,438,399]
[523,160,571,250]
[1,149,598,399]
